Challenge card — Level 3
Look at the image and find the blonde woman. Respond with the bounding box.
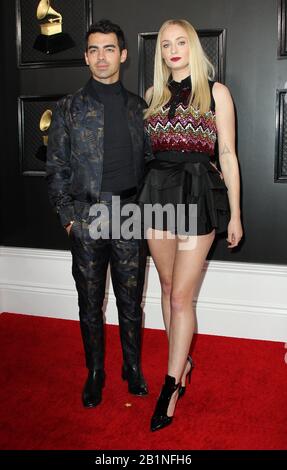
[138,19,243,431]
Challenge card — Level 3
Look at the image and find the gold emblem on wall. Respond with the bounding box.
[35,109,52,162]
[33,1,75,54]
[36,0,62,36]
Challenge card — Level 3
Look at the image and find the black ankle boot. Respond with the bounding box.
[82,369,105,408]
[122,364,148,396]
[151,375,179,432]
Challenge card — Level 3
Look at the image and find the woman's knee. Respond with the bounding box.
[170,288,194,312]
[160,276,173,297]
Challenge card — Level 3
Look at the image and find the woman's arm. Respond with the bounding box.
[213,82,243,248]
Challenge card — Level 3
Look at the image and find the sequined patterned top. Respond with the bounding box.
[145,76,217,156]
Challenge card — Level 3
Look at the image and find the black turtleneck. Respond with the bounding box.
[91,79,136,192]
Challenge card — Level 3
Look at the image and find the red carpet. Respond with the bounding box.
[0,312,286,450]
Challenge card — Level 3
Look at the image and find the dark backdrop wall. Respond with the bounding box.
[1,0,286,263]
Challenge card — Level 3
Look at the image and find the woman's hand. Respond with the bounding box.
[226,217,243,248]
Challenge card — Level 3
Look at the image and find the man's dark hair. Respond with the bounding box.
[85,19,126,52]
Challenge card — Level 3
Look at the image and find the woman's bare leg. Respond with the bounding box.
[147,228,177,335]
[167,231,215,416]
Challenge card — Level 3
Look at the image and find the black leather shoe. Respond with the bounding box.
[122,364,148,396]
[82,369,105,408]
[151,374,179,432]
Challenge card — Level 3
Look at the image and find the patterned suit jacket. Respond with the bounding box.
[46,78,153,226]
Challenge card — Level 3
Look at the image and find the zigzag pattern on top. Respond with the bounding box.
[146,103,217,155]
[148,121,216,138]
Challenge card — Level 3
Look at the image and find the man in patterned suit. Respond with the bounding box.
[46,19,149,407]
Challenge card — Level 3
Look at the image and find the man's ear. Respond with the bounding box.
[120,49,128,64]
[84,52,89,65]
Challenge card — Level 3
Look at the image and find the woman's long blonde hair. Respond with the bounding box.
[145,19,215,118]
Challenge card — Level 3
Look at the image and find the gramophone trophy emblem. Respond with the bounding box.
[35,109,52,162]
[33,0,74,54]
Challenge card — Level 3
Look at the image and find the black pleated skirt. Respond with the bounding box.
[137,151,230,236]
